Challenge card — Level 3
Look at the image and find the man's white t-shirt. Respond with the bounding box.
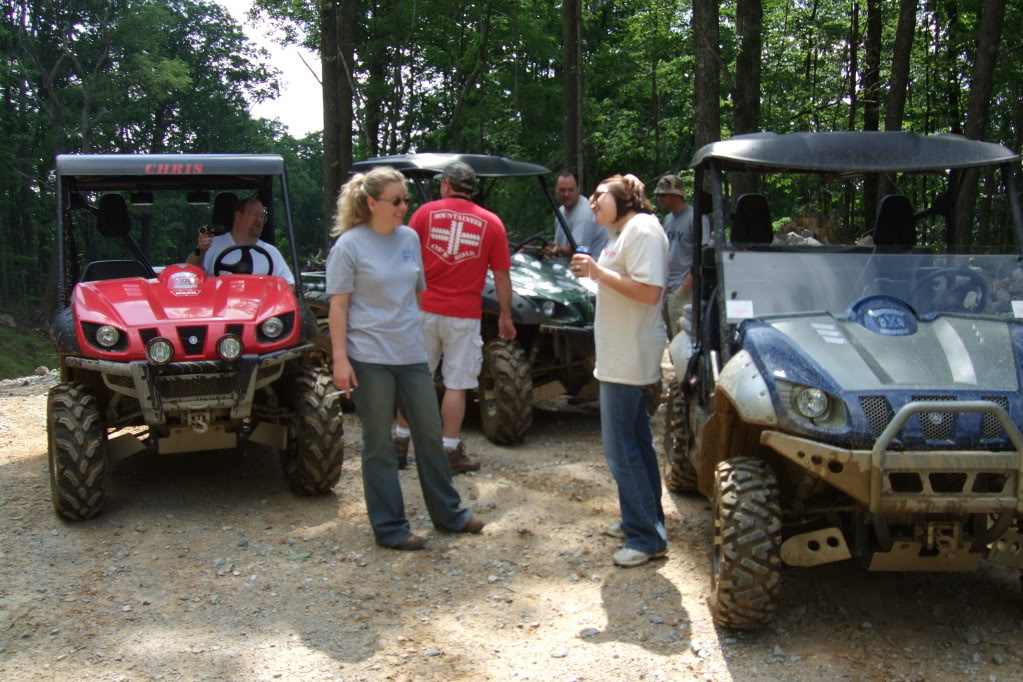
[593,212,668,386]
[202,232,295,285]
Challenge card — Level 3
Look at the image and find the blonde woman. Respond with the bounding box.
[570,174,669,567]
[326,166,484,550]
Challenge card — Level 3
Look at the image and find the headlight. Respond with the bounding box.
[795,387,829,419]
[217,334,243,361]
[95,325,120,348]
[542,301,556,318]
[146,337,174,365]
[260,316,284,339]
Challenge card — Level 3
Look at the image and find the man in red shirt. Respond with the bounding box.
[395,161,516,473]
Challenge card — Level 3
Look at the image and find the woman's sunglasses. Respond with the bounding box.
[380,196,409,207]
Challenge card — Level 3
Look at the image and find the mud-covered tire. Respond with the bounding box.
[645,380,663,415]
[478,339,532,445]
[711,456,783,630]
[663,380,697,493]
[47,383,106,521]
[280,367,345,495]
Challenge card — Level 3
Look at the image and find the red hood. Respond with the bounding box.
[71,264,300,360]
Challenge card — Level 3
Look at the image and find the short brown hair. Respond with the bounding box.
[596,174,653,221]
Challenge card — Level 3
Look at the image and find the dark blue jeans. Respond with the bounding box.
[599,381,667,554]
[350,359,471,546]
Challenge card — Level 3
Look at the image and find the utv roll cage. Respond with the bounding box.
[54,153,306,308]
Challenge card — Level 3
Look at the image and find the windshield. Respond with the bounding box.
[721,250,1023,322]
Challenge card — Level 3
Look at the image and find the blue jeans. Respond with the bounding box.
[599,381,667,554]
[350,359,471,546]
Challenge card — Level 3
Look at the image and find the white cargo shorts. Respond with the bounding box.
[420,311,483,390]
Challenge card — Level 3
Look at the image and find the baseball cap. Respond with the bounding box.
[654,174,685,196]
[441,161,475,194]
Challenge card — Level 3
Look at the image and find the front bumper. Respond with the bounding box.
[762,400,1023,515]
[66,344,313,423]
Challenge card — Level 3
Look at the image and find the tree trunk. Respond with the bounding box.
[886,0,917,132]
[862,0,881,231]
[563,0,583,185]
[732,0,763,197]
[693,0,721,151]
[320,0,342,247]
[339,0,355,175]
[953,0,1006,250]
[843,1,860,235]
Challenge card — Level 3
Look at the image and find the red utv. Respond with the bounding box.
[48,154,343,520]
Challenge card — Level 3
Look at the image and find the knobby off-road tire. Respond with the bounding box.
[280,367,345,495]
[663,380,697,493]
[47,383,106,520]
[645,380,663,416]
[479,339,532,445]
[711,456,783,630]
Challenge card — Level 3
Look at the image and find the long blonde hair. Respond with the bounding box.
[331,166,408,237]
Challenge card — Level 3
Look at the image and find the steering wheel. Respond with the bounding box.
[213,244,275,276]
[909,267,988,314]
[511,231,550,255]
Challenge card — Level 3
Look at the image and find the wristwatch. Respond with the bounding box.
[193,247,202,257]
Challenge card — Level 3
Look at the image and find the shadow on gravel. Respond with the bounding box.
[590,566,690,654]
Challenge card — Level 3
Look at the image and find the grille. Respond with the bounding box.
[139,328,158,345]
[107,374,133,388]
[913,396,955,441]
[158,375,232,399]
[981,396,1010,440]
[860,396,893,437]
[177,326,207,355]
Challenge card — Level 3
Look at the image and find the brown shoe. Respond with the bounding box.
[458,516,485,534]
[446,441,481,474]
[383,534,425,551]
[394,435,410,470]
[435,516,485,534]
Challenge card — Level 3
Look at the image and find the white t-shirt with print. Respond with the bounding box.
[202,232,295,285]
[593,212,668,386]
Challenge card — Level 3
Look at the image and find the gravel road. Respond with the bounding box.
[1,375,1022,681]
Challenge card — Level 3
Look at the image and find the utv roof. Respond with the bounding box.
[56,154,285,191]
[689,132,1020,173]
[351,153,550,178]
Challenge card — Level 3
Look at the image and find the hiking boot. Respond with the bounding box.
[446,441,481,474]
[394,435,410,470]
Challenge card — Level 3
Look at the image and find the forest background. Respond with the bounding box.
[0,0,1019,375]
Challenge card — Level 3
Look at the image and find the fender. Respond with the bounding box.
[50,306,80,356]
[714,349,778,427]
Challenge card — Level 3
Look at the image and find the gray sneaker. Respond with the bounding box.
[601,522,626,539]
[394,435,410,470]
[613,547,668,567]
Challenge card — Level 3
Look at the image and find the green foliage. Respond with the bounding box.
[0,324,58,380]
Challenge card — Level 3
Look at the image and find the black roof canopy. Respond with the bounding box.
[689,132,1020,173]
[56,154,285,191]
[351,153,550,178]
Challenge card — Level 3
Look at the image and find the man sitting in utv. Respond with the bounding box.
[186,197,295,284]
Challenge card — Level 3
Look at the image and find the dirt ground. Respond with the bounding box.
[2,374,1022,682]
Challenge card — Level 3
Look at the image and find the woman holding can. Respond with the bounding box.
[570,174,669,567]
